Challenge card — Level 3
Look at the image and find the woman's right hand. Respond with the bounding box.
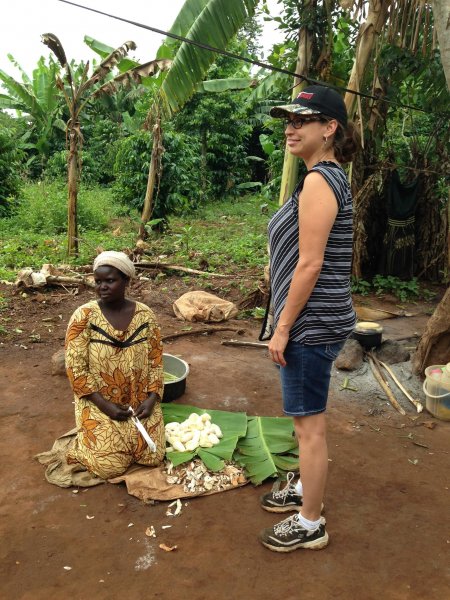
[100,401,130,421]
[87,393,130,421]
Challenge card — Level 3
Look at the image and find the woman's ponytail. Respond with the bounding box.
[332,121,361,163]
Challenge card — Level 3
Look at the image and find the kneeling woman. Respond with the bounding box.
[65,251,165,479]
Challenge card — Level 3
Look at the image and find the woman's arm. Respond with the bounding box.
[268,172,339,366]
[134,313,163,419]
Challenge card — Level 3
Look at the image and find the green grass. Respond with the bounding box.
[0,183,276,281]
[150,196,276,272]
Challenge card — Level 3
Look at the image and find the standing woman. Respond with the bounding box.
[65,251,165,479]
[259,86,360,552]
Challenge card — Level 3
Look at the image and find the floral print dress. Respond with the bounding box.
[65,300,165,479]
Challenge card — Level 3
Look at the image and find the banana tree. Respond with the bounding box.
[42,33,170,256]
[141,0,259,236]
[86,0,259,236]
[0,55,66,167]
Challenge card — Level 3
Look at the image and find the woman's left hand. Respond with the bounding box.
[134,394,158,419]
[268,329,289,367]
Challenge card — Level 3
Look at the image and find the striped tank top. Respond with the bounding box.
[268,161,356,344]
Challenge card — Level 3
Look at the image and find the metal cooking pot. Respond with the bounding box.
[162,353,190,402]
[351,321,383,349]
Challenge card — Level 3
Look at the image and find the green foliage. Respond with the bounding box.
[351,277,372,296]
[0,127,24,215]
[372,275,420,302]
[352,274,433,302]
[112,127,204,219]
[144,194,276,272]
[174,42,254,198]
[0,55,67,172]
[4,181,126,234]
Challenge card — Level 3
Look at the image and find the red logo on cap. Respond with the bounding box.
[297,92,314,99]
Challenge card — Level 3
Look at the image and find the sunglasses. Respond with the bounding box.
[284,116,325,129]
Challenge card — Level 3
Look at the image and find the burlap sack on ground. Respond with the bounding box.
[173,291,238,322]
[109,463,247,502]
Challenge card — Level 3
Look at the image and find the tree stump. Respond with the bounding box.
[413,287,450,374]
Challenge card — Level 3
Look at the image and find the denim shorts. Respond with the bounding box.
[279,341,344,417]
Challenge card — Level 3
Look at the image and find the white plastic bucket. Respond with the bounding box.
[423,365,450,421]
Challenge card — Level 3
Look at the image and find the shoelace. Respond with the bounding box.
[272,472,297,502]
[273,514,303,536]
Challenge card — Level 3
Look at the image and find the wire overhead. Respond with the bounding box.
[56,0,441,115]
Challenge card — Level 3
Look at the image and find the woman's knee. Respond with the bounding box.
[293,413,327,442]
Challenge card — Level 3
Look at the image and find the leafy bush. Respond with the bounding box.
[7,181,125,234]
[372,275,420,302]
[0,128,24,216]
[112,127,204,220]
[175,90,253,199]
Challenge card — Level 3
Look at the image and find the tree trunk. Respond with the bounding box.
[278,0,314,205]
[344,0,391,118]
[140,118,162,239]
[413,286,450,374]
[431,0,450,90]
[67,123,79,257]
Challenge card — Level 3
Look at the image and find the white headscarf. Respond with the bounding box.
[93,251,136,279]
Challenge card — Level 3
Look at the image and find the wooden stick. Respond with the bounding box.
[221,340,268,348]
[378,359,424,413]
[367,354,406,416]
[46,275,95,288]
[162,327,245,342]
[137,262,233,278]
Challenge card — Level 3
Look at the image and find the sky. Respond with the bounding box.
[0,0,283,80]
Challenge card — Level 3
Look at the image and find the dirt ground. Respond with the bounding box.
[0,278,449,600]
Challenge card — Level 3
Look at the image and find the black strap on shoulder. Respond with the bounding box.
[89,322,149,349]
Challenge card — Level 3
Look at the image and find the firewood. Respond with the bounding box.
[137,261,233,278]
[367,353,406,416]
[221,340,268,348]
[162,327,245,342]
[378,359,423,413]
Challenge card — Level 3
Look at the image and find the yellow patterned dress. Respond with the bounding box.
[65,300,165,479]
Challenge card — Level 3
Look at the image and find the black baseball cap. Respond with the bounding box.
[270,85,348,128]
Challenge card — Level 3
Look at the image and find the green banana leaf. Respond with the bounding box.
[234,416,298,485]
[196,77,254,93]
[158,0,257,116]
[162,404,247,472]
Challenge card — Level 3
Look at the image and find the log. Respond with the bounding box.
[413,287,450,373]
[378,359,423,413]
[137,262,233,278]
[367,353,406,415]
[221,340,268,348]
[46,275,95,288]
[162,327,245,342]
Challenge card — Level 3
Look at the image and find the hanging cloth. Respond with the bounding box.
[379,170,419,278]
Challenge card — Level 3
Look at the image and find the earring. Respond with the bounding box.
[323,135,328,144]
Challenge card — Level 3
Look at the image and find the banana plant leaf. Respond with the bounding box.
[234,416,298,485]
[162,404,247,472]
[158,0,257,116]
[196,77,254,93]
